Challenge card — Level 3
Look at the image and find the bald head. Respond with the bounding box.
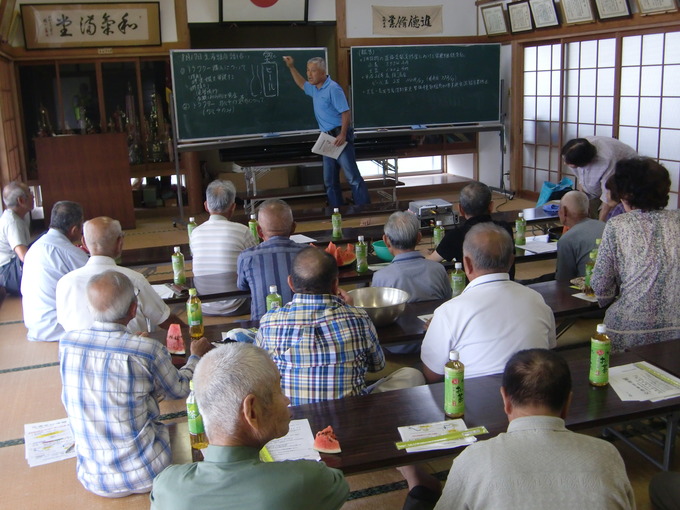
[83,217,123,257]
[290,247,338,294]
[559,190,589,227]
[257,199,295,239]
[86,270,136,323]
[463,223,514,277]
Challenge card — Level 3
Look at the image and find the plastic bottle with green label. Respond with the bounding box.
[450,262,466,297]
[186,288,204,340]
[187,217,197,239]
[444,350,465,418]
[514,212,526,246]
[589,323,611,387]
[331,208,342,239]
[248,214,260,244]
[187,380,208,450]
[433,220,445,248]
[355,235,368,273]
[584,238,601,296]
[172,246,186,285]
[266,285,283,311]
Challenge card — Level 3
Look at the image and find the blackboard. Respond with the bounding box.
[351,45,500,129]
[171,48,326,142]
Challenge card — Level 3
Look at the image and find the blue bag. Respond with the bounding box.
[536,177,574,206]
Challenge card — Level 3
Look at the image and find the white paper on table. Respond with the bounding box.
[610,362,680,402]
[290,234,317,244]
[262,419,321,461]
[517,240,558,254]
[418,313,434,323]
[151,284,175,299]
[311,132,347,160]
[398,419,477,453]
[24,418,76,467]
[572,292,599,303]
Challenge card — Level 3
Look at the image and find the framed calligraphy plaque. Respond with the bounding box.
[481,4,509,36]
[528,0,560,28]
[21,2,161,50]
[636,0,678,14]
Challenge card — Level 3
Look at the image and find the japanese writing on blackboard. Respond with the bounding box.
[372,5,443,35]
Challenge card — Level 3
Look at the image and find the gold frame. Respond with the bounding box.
[481,3,509,36]
[559,0,597,25]
[635,0,678,14]
[20,2,161,50]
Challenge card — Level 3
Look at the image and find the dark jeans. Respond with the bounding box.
[323,127,370,207]
[0,256,23,296]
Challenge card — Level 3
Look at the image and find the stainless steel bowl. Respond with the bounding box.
[347,287,410,327]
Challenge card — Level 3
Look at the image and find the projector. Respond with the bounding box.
[408,199,459,228]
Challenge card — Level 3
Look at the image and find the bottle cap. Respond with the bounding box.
[333,208,339,213]
[518,212,524,218]
[596,324,607,334]
[174,246,180,252]
[358,235,364,242]
[189,217,195,222]
[455,262,462,269]
[189,288,197,296]
[436,220,442,226]
[269,285,278,293]
[250,214,256,220]
[449,350,460,361]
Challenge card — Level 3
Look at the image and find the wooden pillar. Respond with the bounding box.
[182,151,203,216]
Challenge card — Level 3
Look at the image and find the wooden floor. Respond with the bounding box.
[1,181,670,508]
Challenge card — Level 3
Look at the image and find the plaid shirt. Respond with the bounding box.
[59,322,198,496]
[256,294,385,406]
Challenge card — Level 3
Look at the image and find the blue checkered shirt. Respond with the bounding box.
[59,322,198,496]
[256,294,385,406]
[237,236,305,320]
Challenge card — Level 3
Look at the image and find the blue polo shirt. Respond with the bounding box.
[303,77,350,132]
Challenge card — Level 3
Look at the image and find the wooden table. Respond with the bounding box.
[169,344,680,474]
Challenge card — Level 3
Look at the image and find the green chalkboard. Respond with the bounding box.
[171,48,326,142]
[351,45,500,129]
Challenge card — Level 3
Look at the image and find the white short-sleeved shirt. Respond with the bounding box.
[0,209,30,267]
[421,273,556,379]
[56,256,170,334]
[189,214,256,315]
[21,229,89,342]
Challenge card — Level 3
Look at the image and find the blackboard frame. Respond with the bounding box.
[170,47,327,143]
[350,44,501,130]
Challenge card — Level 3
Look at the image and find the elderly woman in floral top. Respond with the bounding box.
[591,158,680,352]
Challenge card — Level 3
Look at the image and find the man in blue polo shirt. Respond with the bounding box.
[283,55,370,207]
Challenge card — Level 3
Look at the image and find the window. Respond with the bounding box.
[521,30,679,209]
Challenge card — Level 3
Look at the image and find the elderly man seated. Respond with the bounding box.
[57,216,183,333]
[372,211,451,302]
[0,181,34,294]
[421,223,555,382]
[150,343,349,509]
[60,271,211,497]
[434,349,634,509]
[555,190,605,281]
[237,199,305,320]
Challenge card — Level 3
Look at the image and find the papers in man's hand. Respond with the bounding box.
[25,418,76,467]
[260,419,321,462]
[610,362,680,402]
[397,419,479,453]
[311,132,347,160]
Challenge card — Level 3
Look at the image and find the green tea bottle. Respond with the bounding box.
[444,350,465,418]
[589,323,611,387]
[332,208,342,239]
[248,214,260,244]
[450,262,466,297]
[514,212,526,246]
[266,285,283,311]
[433,220,445,248]
[172,246,186,285]
[355,235,368,273]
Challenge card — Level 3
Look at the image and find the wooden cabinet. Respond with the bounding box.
[35,133,135,229]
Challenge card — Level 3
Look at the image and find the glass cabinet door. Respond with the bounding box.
[58,62,100,133]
